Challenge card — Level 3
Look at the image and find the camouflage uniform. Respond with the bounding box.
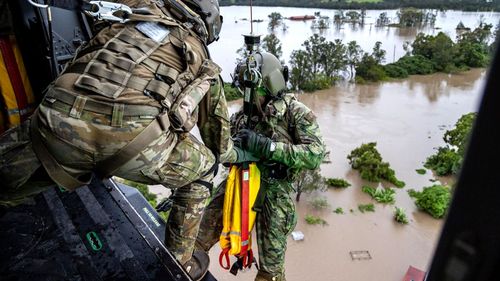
[197,93,325,281]
[0,0,236,266]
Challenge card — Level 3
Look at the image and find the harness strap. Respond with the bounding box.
[94,112,171,177]
[30,111,91,190]
[46,89,161,117]
[219,248,231,270]
[240,165,250,260]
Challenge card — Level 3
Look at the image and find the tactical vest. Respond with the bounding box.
[32,11,221,190]
[66,13,220,132]
[233,94,297,144]
[232,94,300,181]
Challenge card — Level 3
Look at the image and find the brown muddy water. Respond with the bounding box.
[148,68,487,280]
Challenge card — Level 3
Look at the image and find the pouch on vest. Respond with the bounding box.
[219,164,260,272]
[169,59,221,132]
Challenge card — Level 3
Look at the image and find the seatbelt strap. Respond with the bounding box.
[95,112,171,177]
[30,110,91,191]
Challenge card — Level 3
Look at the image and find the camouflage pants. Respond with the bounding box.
[0,104,216,264]
[197,176,297,281]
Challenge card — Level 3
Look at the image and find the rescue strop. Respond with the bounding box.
[219,163,261,274]
[0,35,35,133]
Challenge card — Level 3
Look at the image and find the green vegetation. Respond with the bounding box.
[425,113,476,175]
[268,12,283,31]
[118,179,158,206]
[305,214,328,225]
[416,169,427,175]
[224,82,241,101]
[326,178,351,188]
[116,178,169,221]
[348,0,383,3]
[347,142,405,188]
[356,24,493,82]
[310,197,330,210]
[362,185,396,204]
[290,35,346,91]
[358,203,375,213]
[334,207,344,214]
[293,168,326,202]
[394,207,409,224]
[397,8,436,27]
[262,34,283,60]
[408,185,451,219]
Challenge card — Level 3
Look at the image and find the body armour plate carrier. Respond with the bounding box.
[32,13,221,190]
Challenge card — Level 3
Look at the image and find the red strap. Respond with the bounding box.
[240,167,250,259]
[0,36,30,121]
[245,249,254,269]
[219,248,231,270]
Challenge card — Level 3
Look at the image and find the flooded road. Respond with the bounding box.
[206,68,486,281]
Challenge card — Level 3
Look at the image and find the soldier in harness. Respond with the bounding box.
[0,0,256,279]
[195,52,326,281]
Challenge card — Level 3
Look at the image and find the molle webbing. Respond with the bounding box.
[74,26,163,99]
[44,88,160,117]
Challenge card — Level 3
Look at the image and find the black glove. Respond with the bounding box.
[232,146,260,163]
[234,129,274,159]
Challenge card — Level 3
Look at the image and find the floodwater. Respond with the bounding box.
[209,6,500,80]
[152,6,493,279]
[204,68,487,281]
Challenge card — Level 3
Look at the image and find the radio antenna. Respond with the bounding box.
[250,0,253,34]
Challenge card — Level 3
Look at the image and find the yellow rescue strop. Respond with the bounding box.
[219,163,260,273]
[0,35,35,133]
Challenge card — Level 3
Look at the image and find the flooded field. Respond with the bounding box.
[203,68,486,281]
[210,6,500,81]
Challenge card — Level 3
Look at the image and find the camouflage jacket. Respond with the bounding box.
[231,93,325,179]
[198,77,235,163]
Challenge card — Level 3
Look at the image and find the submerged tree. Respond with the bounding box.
[346,41,363,80]
[262,34,283,60]
[372,41,386,64]
[302,34,327,76]
[268,12,283,31]
[376,12,390,26]
[289,49,313,90]
[425,113,476,176]
[397,8,424,27]
[293,168,326,202]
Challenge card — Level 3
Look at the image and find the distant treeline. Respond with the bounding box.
[219,0,500,12]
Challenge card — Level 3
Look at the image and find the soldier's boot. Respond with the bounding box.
[255,271,285,281]
[183,250,210,281]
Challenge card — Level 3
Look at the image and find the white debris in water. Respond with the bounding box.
[291,231,304,241]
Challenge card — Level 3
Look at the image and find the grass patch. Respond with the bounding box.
[310,197,330,210]
[333,207,344,214]
[358,203,375,213]
[305,215,328,225]
[326,178,351,188]
[361,185,396,204]
[394,207,409,224]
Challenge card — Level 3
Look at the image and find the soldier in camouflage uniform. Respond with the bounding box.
[0,1,259,279]
[196,52,326,281]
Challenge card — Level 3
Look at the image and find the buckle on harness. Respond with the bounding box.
[156,113,170,131]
